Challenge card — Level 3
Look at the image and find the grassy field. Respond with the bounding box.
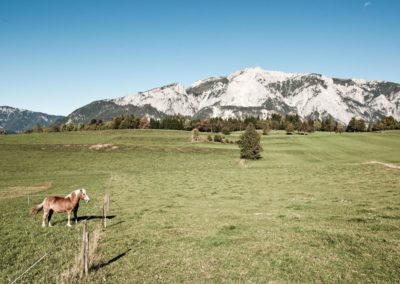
[0,130,400,283]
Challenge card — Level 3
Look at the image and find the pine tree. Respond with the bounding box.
[346,117,357,132]
[238,123,263,160]
[355,119,366,132]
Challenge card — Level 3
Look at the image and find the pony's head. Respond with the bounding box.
[79,188,90,203]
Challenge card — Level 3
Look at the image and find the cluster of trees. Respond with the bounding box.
[191,128,235,144]
[192,123,263,160]
[25,113,400,134]
[346,116,400,132]
[235,115,399,160]
[40,114,341,134]
[346,117,367,132]
[369,116,400,131]
[191,114,336,133]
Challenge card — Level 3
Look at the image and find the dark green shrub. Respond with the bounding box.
[214,134,223,142]
[221,127,230,135]
[237,123,263,160]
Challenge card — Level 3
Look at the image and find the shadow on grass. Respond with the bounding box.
[53,215,116,225]
[90,249,131,272]
[106,220,125,228]
[76,215,116,221]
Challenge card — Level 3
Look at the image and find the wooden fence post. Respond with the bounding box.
[103,193,109,228]
[81,221,89,278]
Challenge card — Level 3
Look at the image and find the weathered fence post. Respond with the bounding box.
[103,193,109,228]
[80,221,89,278]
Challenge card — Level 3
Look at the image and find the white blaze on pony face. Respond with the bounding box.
[80,188,90,203]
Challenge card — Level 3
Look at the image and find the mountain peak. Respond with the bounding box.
[64,67,400,124]
[228,66,304,83]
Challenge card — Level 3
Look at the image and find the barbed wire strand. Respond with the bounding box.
[10,253,48,284]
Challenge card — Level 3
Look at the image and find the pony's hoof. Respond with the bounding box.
[42,224,46,228]
[66,224,72,227]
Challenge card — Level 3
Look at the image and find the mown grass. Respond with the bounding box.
[0,130,399,283]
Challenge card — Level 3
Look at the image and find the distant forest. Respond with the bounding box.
[20,114,400,135]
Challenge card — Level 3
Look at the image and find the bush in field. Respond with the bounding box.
[207,134,212,142]
[113,115,124,129]
[118,118,130,129]
[262,121,271,135]
[286,123,294,135]
[214,134,223,142]
[238,123,263,160]
[0,128,6,135]
[221,127,230,135]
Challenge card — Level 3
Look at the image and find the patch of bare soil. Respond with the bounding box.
[364,161,400,170]
[88,144,118,151]
[0,182,53,200]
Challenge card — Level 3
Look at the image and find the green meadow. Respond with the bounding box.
[0,130,400,283]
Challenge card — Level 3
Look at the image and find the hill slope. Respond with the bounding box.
[0,106,64,133]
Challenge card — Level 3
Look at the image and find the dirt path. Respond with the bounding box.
[0,182,53,200]
[364,161,400,170]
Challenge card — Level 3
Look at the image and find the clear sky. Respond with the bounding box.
[1,0,399,115]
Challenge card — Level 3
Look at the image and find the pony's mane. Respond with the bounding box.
[65,189,81,199]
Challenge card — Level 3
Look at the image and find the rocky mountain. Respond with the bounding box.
[0,106,64,133]
[65,67,400,124]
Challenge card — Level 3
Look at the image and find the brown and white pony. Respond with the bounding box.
[30,188,90,227]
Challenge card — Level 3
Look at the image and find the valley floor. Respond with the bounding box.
[0,130,400,283]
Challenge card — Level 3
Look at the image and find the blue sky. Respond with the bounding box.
[1,0,399,115]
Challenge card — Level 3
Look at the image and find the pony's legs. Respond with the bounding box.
[66,211,72,227]
[73,203,79,224]
[47,210,53,227]
[73,208,78,224]
[42,210,48,227]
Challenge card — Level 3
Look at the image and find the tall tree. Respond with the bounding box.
[238,123,263,160]
[346,117,357,132]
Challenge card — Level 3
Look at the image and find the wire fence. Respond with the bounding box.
[10,253,48,284]
[10,193,110,283]
[7,173,117,283]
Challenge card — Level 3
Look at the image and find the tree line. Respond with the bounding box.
[25,114,400,134]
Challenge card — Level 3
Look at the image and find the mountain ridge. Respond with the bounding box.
[65,67,400,124]
[0,106,65,133]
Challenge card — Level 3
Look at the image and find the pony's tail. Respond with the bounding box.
[30,201,44,215]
